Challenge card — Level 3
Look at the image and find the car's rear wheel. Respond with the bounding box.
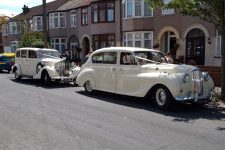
[155,86,174,110]
[14,69,22,80]
[43,71,51,86]
[84,80,94,94]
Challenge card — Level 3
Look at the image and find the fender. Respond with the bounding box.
[76,68,96,87]
[12,64,22,75]
[33,66,59,79]
[138,72,183,98]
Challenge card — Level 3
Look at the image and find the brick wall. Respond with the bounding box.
[197,66,221,87]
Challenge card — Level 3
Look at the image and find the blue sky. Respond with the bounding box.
[0,0,54,17]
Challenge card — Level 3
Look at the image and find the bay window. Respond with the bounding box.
[49,12,66,29]
[122,0,153,18]
[123,32,153,49]
[92,2,115,23]
[51,38,67,54]
[93,34,115,50]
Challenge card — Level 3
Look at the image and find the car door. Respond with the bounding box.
[20,49,28,75]
[92,51,117,92]
[26,50,38,76]
[116,52,142,96]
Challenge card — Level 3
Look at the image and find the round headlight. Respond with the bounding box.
[182,74,190,83]
[203,72,209,81]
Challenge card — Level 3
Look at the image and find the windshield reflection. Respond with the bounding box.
[134,51,167,65]
[37,51,61,59]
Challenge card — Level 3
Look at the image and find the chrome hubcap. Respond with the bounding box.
[156,88,167,106]
[86,80,92,92]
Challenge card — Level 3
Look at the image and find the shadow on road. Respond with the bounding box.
[77,90,225,123]
[10,78,76,89]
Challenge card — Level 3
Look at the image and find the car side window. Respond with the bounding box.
[21,50,27,58]
[28,50,37,58]
[16,50,20,58]
[120,52,137,65]
[92,53,103,63]
[103,52,117,64]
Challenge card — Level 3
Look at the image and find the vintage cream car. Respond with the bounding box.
[76,47,214,109]
[12,48,80,85]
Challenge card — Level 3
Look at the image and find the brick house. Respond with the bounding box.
[1,0,222,67]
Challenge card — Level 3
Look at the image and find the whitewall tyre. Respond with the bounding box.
[155,86,173,110]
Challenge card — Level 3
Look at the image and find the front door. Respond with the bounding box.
[92,52,117,92]
[186,29,205,65]
[116,52,141,96]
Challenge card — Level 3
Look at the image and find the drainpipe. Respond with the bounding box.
[42,0,48,48]
[119,0,123,46]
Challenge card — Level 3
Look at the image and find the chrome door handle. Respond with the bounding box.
[110,67,117,71]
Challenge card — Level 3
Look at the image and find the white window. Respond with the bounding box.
[49,12,66,29]
[216,30,221,57]
[2,24,8,35]
[70,10,77,27]
[123,31,153,49]
[162,0,175,15]
[10,41,20,52]
[51,38,67,54]
[122,0,153,18]
[9,22,18,34]
[32,16,43,31]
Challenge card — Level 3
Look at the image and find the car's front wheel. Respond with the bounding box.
[84,80,94,94]
[43,71,51,86]
[155,86,174,110]
[14,69,22,80]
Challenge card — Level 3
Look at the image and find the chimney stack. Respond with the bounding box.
[22,5,30,14]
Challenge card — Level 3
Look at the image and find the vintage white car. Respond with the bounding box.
[76,47,214,109]
[12,47,80,85]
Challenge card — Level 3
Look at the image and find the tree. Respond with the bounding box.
[0,16,9,32]
[145,0,225,101]
[20,31,45,48]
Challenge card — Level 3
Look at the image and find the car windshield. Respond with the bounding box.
[0,56,9,61]
[37,50,61,59]
[134,51,167,65]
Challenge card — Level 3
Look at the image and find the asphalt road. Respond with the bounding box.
[0,71,225,150]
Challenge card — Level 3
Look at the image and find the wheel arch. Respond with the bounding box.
[145,83,173,99]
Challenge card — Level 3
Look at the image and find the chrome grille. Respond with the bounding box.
[56,61,71,77]
[192,69,203,94]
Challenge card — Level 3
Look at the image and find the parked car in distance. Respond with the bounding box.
[12,47,80,85]
[76,47,214,109]
[0,53,15,73]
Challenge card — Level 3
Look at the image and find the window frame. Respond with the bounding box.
[28,50,37,58]
[49,12,66,29]
[9,22,18,34]
[123,31,153,49]
[70,10,77,27]
[215,30,222,57]
[93,34,116,50]
[122,0,153,19]
[21,50,28,58]
[50,38,67,54]
[81,7,88,26]
[91,1,115,23]
[32,16,43,31]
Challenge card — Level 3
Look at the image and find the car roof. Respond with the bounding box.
[92,47,162,53]
[16,47,58,52]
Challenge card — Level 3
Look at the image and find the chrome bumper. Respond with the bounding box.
[175,93,213,104]
[51,76,74,82]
